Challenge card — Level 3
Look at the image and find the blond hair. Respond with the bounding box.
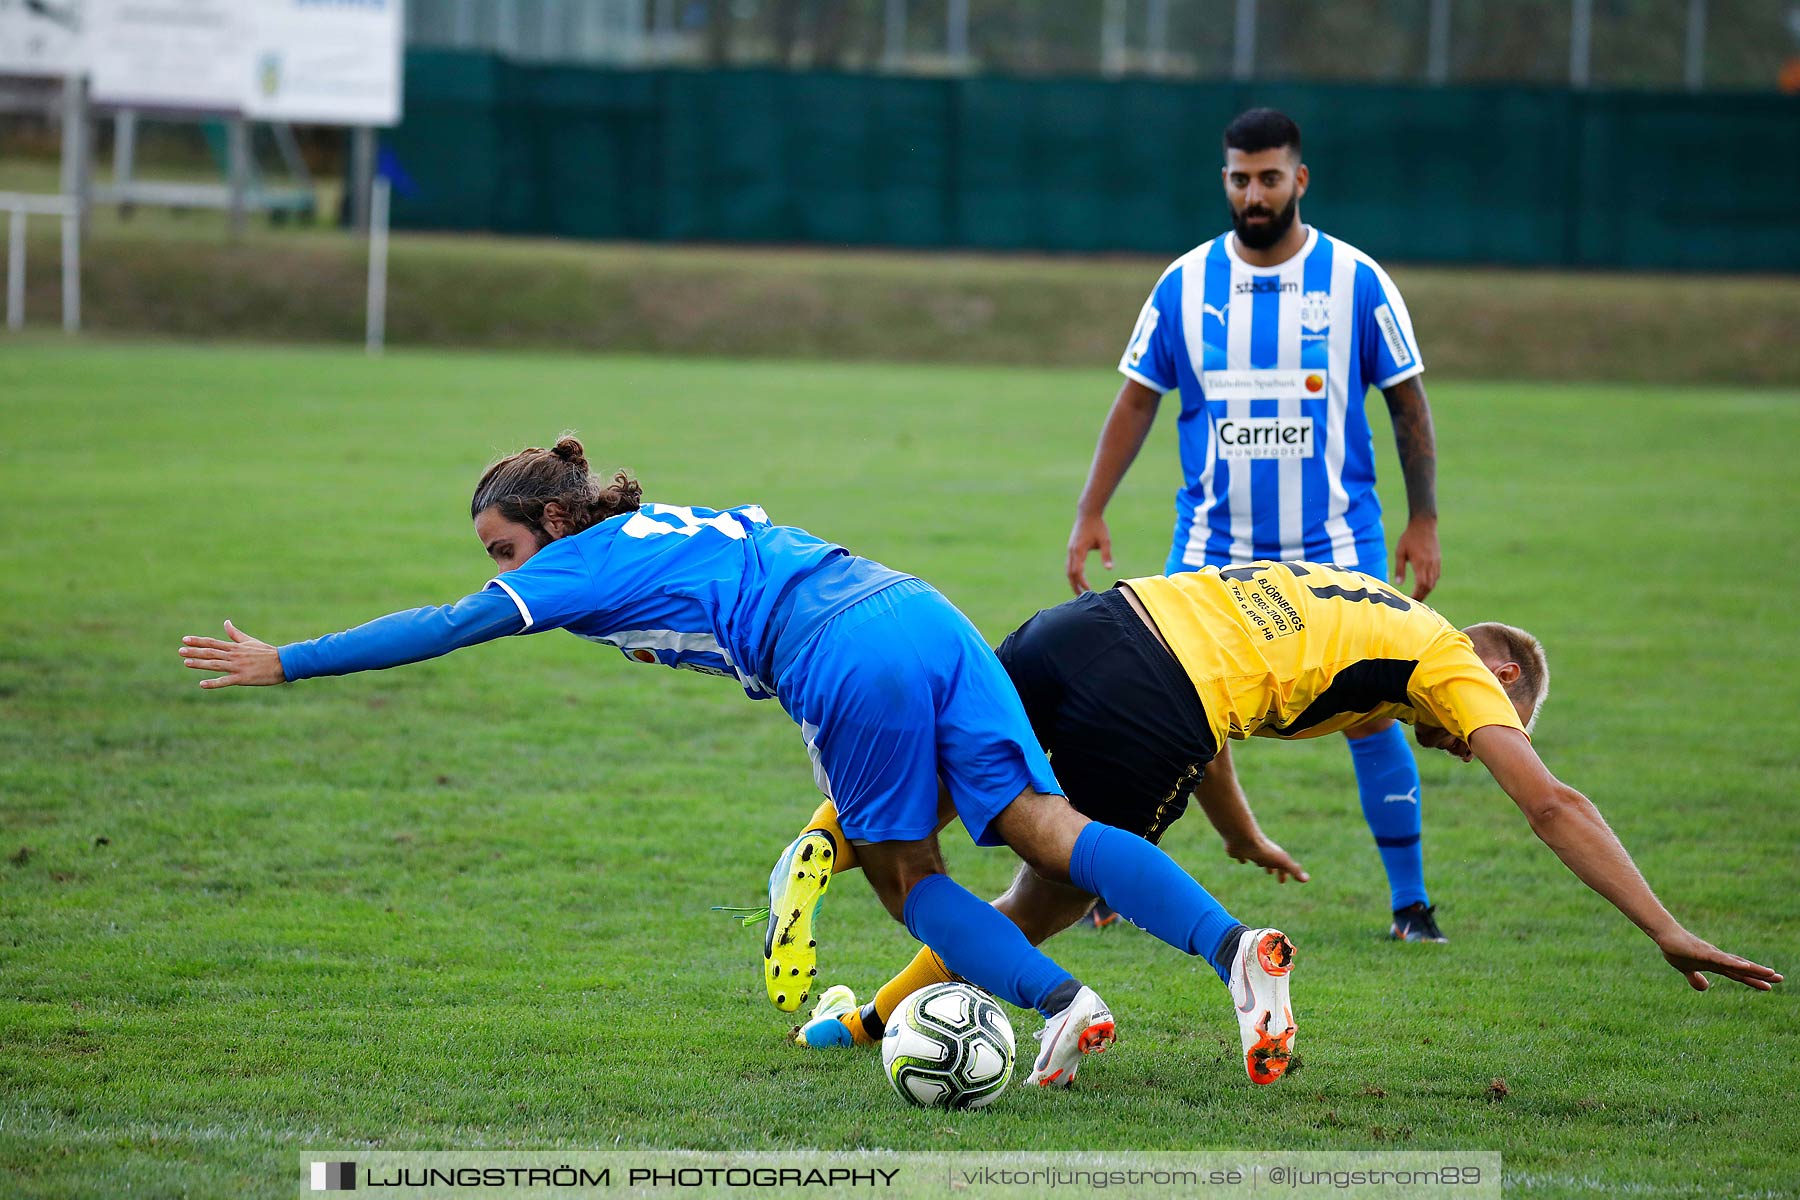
[1463,622,1550,733]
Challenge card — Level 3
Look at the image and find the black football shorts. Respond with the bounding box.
[993,585,1218,844]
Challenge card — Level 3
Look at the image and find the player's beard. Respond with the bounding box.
[1231,192,1299,250]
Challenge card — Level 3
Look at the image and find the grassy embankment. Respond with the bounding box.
[5,160,1796,385]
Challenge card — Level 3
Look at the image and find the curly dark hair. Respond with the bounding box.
[469,435,642,539]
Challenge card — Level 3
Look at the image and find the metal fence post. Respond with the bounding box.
[884,0,906,69]
[1100,0,1127,77]
[498,0,520,57]
[654,0,675,60]
[113,109,138,215]
[1147,0,1170,74]
[1685,0,1707,91]
[227,119,251,241]
[59,74,91,239]
[351,126,376,233]
[62,205,80,334]
[1233,0,1258,82]
[366,177,391,356]
[1427,0,1451,84]
[6,208,23,332]
[1570,0,1593,89]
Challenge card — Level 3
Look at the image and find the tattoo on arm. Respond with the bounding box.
[1384,376,1437,520]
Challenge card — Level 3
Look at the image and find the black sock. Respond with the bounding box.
[1208,923,1251,980]
[1041,978,1084,1017]
[857,1001,885,1042]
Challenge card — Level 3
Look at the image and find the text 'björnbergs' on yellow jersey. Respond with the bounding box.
[1124,561,1524,748]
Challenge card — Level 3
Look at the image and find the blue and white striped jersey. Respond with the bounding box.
[485,503,909,700]
[1118,227,1423,575]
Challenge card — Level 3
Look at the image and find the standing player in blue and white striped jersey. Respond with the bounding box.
[1067,109,1449,943]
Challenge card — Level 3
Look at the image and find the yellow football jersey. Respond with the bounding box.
[1125,561,1524,748]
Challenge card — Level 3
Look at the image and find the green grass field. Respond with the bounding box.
[2,343,1796,1198]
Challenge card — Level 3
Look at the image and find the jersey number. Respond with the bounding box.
[620,505,757,541]
[1219,561,1412,612]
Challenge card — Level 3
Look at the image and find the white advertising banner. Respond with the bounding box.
[88,0,248,112]
[81,0,405,124]
[244,0,404,127]
[0,0,88,77]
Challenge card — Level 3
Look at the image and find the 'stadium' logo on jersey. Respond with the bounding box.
[1236,279,1297,295]
[1299,290,1331,337]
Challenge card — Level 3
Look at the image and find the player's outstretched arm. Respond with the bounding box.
[1192,743,1309,884]
[179,590,527,690]
[1470,725,1782,992]
[1067,379,1162,595]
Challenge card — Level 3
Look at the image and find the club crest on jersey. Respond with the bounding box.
[1299,290,1331,335]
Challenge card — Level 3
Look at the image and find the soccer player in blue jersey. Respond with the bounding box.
[178,437,1303,1088]
[1067,108,1449,941]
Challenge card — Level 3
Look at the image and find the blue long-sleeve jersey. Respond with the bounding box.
[278,589,525,680]
[276,503,911,701]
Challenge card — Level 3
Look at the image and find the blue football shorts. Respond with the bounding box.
[775,579,1062,847]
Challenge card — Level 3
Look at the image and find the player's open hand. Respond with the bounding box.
[179,621,286,689]
[1657,929,1783,992]
[1393,515,1441,600]
[1226,836,1310,884]
[1066,512,1113,595]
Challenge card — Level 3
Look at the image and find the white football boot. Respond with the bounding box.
[793,984,859,1048]
[1027,985,1116,1088]
[1228,928,1297,1085]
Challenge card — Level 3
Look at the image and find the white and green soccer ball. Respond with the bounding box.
[881,982,1015,1109]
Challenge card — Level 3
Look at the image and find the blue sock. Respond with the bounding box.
[1067,823,1243,984]
[1348,723,1429,911]
[901,874,1074,1016]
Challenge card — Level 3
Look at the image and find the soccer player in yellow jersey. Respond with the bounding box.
[761,562,1780,1073]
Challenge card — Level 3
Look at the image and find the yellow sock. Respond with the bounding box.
[871,946,956,1027]
[802,798,857,873]
[801,793,959,877]
[838,1011,879,1047]
[833,947,957,1046]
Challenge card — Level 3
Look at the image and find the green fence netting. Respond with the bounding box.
[388,51,1800,270]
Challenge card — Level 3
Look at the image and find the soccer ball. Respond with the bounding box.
[881,982,1015,1109]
